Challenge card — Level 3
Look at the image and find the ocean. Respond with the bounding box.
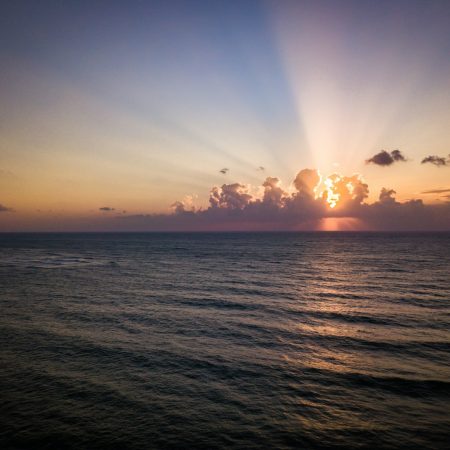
[0,232,449,449]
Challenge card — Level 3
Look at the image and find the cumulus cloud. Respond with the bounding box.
[421,155,450,167]
[109,166,449,231]
[171,195,196,214]
[170,201,186,214]
[293,168,321,198]
[366,149,407,166]
[209,183,252,209]
[379,188,397,204]
[262,177,287,206]
[321,173,368,207]
[0,203,13,212]
[219,168,229,174]
[99,206,115,211]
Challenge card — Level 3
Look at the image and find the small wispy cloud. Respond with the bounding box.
[99,206,115,211]
[366,149,407,166]
[421,188,450,194]
[219,168,229,175]
[0,203,13,212]
[0,169,17,179]
[421,155,450,167]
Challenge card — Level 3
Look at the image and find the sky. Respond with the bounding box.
[0,0,449,231]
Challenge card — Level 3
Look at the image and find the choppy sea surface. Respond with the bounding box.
[0,232,449,449]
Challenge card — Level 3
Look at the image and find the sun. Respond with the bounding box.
[323,175,341,208]
[316,173,369,209]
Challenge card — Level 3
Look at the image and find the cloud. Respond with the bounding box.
[219,168,229,174]
[421,188,450,194]
[320,173,368,207]
[0,203,13,212]
[171,201,187,214]
[257,166,265,171]
[262,177,287,206]
[293,168,321,198]
[109,167,449,231]
[209,183,252,209]
[99,206,115,211]
[366,149,407,166]
[171,195,197,214]
[421,155,450,167]
[379,188,396,204]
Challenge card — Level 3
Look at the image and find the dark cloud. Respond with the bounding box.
[391,150,406,162]
[0,203,13,212]
[421,155,449,167]
[219,168,229,174]
[99,207,115,211]
[257,166,265,171]
[379,188,396,204]
[366,149,407,166]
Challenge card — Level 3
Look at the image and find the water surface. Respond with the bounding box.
[1,232,449,449]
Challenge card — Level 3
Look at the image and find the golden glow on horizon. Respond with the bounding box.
[317,217,363,231]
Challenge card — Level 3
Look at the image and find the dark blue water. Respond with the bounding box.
[1,232,449,449]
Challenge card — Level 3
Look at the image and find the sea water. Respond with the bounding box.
[1,232,449,449]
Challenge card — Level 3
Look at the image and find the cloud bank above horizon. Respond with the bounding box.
[106,167,449,232]
[2,160,449,231]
